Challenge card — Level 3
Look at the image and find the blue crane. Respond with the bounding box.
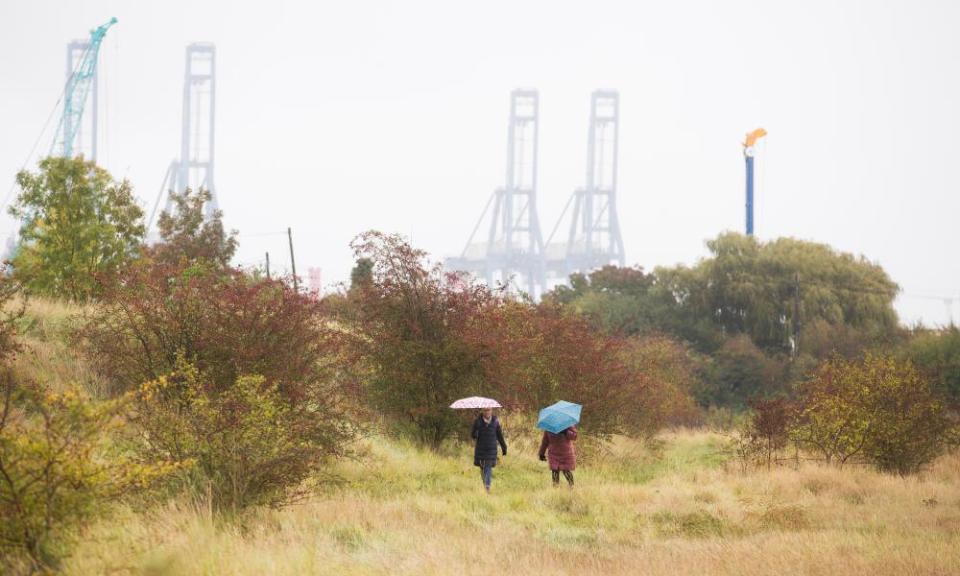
[51,17,117,158]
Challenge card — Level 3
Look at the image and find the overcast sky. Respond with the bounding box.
[1,0,958,326]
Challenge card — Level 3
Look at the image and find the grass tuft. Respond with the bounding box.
[652,510,726,538]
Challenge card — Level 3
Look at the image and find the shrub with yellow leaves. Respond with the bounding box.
[0,374,181,572]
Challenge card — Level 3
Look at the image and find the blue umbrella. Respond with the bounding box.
[537,400,582,434]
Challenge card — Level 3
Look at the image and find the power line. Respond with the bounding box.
[236,230,288,239]
[2,89,70,213]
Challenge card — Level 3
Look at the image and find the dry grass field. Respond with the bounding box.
[56,430,960,576]
[11,299,960,575]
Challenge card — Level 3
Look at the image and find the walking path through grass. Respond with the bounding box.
[65,431,960,575]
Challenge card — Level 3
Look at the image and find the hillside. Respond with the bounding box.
[10,300,960,576]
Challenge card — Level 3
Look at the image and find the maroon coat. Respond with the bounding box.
[538,426,577,471]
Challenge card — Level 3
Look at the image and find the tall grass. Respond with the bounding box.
[61,431,960,575]
[7,298,101,395]
[10,298,960,575]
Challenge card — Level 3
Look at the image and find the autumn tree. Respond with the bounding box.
[346,231,495,448]
[132,360,347,511]
[791,354,954,474]
[618,335,703,430]
[344,233,703,445]
[467,302,700,440]
[790,360,869,467]
[470,301,631,439]
[80,258,358,507]
[81,260,347,399]
[739,397,796,470]
[8,156,144,301]
[0,267,174,570]
[857,355,955,474]
[150,188,237,268]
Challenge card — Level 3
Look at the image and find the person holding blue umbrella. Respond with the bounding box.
[537,401,581,488]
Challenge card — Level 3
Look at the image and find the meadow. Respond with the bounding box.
[12,301,960,576]
[48,429,957,575]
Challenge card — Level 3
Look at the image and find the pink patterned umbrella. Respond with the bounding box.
[449,396,502,409]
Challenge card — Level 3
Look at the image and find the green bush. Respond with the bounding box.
[792,354,955,474]
[901,326,960,406]
[699,335,785,408]
[0,377,176,571]
[132,361,354,511]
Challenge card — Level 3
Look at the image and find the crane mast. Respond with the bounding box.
[51,17,117,159]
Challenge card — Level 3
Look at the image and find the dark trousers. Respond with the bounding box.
[551,469,574,486]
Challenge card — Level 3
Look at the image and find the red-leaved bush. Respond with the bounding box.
[344,232,496,447]
[469,301,629,439]
[344,231,700,447]
[474,304,700,440]
[78,258,359,506]
[81,259,342,399]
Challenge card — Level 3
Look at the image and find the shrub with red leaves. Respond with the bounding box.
[472,304,700,440]
[79,258,358,505]
[345,232,496,448]
[345,231,700,447]
[468,301,629,439]
[81,260,340,399]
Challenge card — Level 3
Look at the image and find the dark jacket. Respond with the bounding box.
[538,426,577,471]
[472,415,507,467]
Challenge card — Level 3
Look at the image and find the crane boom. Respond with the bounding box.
[51,17,117,158]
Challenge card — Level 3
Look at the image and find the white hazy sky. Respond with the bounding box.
[1,0,958,326]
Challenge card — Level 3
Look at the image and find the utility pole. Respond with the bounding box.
[793,272,801,358]
[265,252,271,280]
[287,227,298,292]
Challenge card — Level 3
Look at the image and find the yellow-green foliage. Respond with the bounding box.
[60,430,960,575]
[133,361,354,512]
[10,157,145,302]
[793,353,955,474]
[0,379,179,572]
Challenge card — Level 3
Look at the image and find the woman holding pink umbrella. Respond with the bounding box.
[451,396,507,493]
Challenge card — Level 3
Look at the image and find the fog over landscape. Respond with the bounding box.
[2,0,958,325]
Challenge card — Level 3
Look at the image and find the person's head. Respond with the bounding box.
[481,407,493,419]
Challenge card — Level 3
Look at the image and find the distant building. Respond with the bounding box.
[307,267,322,298]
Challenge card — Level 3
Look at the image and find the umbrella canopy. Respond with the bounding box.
[449,396,502,409]
[537,400,582,434]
